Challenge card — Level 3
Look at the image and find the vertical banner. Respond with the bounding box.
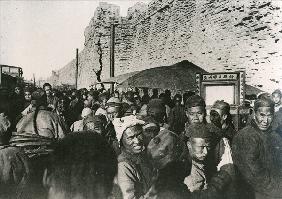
[195,73,201,95]
[239,71,245,105]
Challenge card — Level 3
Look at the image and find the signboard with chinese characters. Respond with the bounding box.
[202,73,239,81]
[196,71,245,106]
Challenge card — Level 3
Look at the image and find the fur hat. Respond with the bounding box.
[185,95,205,109]
[211,100,230,114]
[187,123,217,140]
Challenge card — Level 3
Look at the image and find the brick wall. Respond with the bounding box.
[50,0,282,92]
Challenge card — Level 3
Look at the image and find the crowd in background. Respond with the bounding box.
[0,83,281,199]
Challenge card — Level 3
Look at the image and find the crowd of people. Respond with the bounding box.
[0,82,281,199]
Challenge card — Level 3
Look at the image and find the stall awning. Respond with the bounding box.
[101,71,140,84]
[119,60,207,91]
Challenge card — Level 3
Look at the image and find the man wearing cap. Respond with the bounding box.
[210,100,237,143]
[184,123,237,199]
[113,115,152,199]
[183,95,211,142]
[186,95,206,121]
[233,97,282,199]
[105,97,123,155]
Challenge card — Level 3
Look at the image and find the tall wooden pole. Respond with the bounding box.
[110,23,115,93]
[75,48,79,89]
[33,73,36,87]
[0,66,2,85]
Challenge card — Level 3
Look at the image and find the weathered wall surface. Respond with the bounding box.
[49,0,282,92]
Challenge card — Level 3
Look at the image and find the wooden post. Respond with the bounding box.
[75,48,79,89]
[110,23,115,93]
[0,66,2,85]
[33,73,36,87]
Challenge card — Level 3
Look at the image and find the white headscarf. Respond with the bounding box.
[81,107,92,118]
[113,115,145,144]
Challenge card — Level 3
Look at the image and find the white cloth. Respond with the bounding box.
[81,108,92,118]
[21,104,33,116]
[184,160,207,192]
[217,138,233,171]
[95,107,107,117]
[70,120,84,132]
[113,115,145,144]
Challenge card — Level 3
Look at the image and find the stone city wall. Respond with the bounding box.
[48,0,282,92]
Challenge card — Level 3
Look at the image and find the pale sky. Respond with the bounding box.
[0,0,150,81]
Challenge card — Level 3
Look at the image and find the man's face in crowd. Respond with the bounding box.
[186,106,205,124]
[272,93,281,105]
[44,86,52,97]
[122,125,144,154]
[87,94,94,103]
[84,99,91,108]
[210,108,225,128]
[14,87,21,95]
[82,94,87,100]
[106,106,120,122]
[71,92,76,99]
[254,107,274,131]
[24,91,32,102]
[187,138,211,163]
